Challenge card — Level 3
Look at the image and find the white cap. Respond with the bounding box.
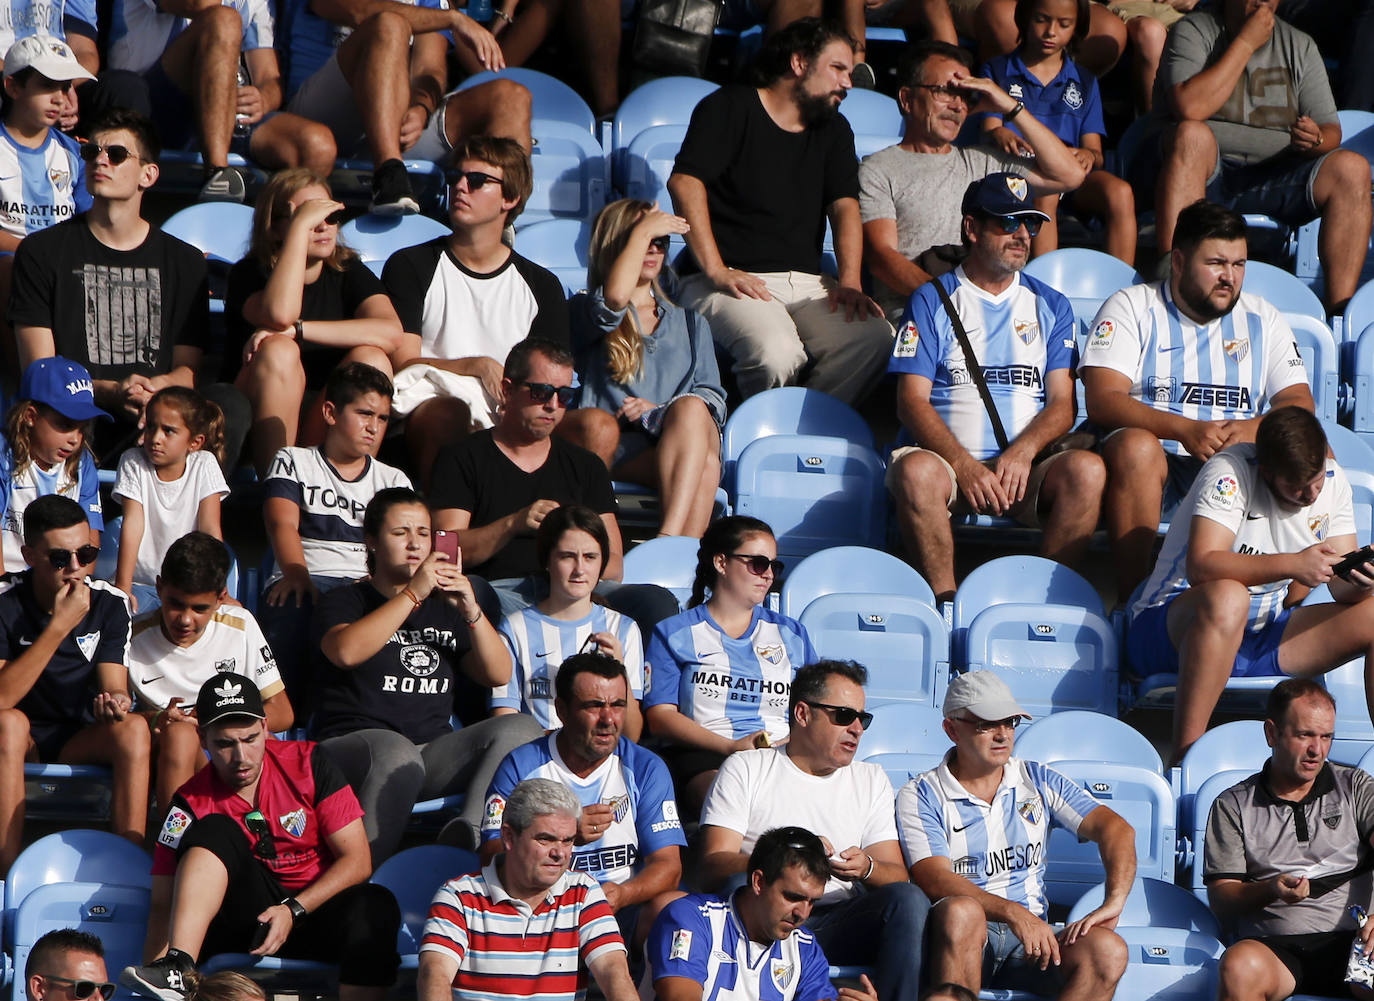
[4,35,95,83]
[942,671,1031,721]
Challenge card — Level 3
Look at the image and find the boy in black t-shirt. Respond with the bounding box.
[0,494,148,870]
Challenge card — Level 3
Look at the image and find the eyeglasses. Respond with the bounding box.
[273,207,345,226]
[45,546,100,569]
[243,810,277,859]
[982,213,1044,237]
[444,168,503,191]
[803,701,874,730]
[648,236,671,253]
[78,142,145,166]
[728,553,784,577]
[40,977,116,1000]
[523,382,577,407]
[954,714,1022,733]
[915,83,978,104]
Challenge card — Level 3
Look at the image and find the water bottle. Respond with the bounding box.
[234,60,251,139]
[466,0,492,23]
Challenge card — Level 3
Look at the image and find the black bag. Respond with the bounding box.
[632,0,722,77]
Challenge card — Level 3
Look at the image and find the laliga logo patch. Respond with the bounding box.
[278,808,306,838]
[1089,319,1114,349]
[1309,514,1329,539]
[1062,80,1083,110]
[894,319,919,358]
[483,794,506,830]
[1005,176,1028,202]
[1223,337,1250,363]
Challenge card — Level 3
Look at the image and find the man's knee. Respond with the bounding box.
[928,895,986,946]
[891,451,954,513]
[108,714,152,760]
[1163,120,1218,162]
[1191,578,1253,628]
[1101,427,1167,482]
[158,721,202,769]
[0,709,31,755]
[353,9,413,51]
[1127,13,1166,48]
[1218,940,1287,996]
[344,345,393,376]
[1048,449,1106,502]
[1073,927,1128,984]
[1319,149,1373,207]
[195,3,244,45]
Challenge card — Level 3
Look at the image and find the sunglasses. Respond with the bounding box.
[46,546,100,569]
[244,810,277,859]
[648,236,671,253]
[78,142,144,166]
[955,714,1022,733]
[728,553,784,577]
[803,701,874,729]
[916,83,978,104]
[523,382,576,406]
[983,213,1044,237]
[444,169,503,191]
[41,977,116,1000]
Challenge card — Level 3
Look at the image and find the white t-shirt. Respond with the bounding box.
[113,449,230,587]
[128,603,284,710]
[699,747,898,905]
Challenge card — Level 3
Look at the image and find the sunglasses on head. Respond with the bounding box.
[78,142,143,166]
[983,213,1044,237]
[244,810,277,859]
[444,168,503,191]
[728,553,783,577]
[46,546,100,570]
[41,976,116,1000]
[803,700,875,729]
[523,382,576,406]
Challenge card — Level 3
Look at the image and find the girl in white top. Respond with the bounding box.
[494,504,644,739]
[114,387,230,612]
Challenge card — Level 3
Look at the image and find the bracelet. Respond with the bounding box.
[465,610,483,627]
[293,319,304,343]
[494,9,513,22]
[861,853,875,881]
[402,586,422,608]
[280,896,307,921]
[1004,100,1025,122]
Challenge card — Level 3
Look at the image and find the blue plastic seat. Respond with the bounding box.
[800,593,950,708]
[9,883,150,1001]
[1182,768,1253,901]
[1325,420,1374,545]
[721,388,875,495]
[23,764,113,823]
[1359,742,1374,778]
[457,68,596,134]
[612,77,718,186]
[162,203,254,266]
[779,545,933,618]
[838,90,903,146]
[1014,711,1162,774]
[621,535,700,609]
[339,213,450,267]
[371,844,479,968]
[857,703,948,790]
[513,217,591,295]
[1176,720,1268,839]
[518,118,608,229]
[1241,259,1326,323]
[731,434,887,563]
[4,831,151,945]
[1021,248,1143,335]
[621,124,689,213]
[1288,314,1340,422]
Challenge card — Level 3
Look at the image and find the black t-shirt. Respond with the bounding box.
[672,85,860,275]
[9,216,210,382]
[429,430,617,581]
[311,581,474,744]
[222,256,388,385]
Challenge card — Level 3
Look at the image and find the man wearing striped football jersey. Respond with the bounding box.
[886,172,1105,601]
[1081,200,1316,601]
[898,672,1134,1001]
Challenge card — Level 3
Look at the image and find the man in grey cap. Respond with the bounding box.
[895,671,1135,1001]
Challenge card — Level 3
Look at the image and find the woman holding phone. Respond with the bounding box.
[311,487,543,860]
[493,504,645,739]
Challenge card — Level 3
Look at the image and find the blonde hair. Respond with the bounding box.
[249,167,356,273]
[145,386,227,465]
[586,199,674,385]
[183,972,266,1001]
[3,400,90,486]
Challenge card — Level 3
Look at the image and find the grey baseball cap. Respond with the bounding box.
[942,671,1030,721]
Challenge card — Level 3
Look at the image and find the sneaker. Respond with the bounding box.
[851,61,877,90]
[199,165,247,203]
[121,949,196,1001]
[370,159,420,216]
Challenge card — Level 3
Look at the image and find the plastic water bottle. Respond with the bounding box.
[234,60,251,139]
[466,0,492,22]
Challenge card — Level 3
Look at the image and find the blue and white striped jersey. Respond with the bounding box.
[0,125,89,240]
[0,434,102,573]
[0,0,97,58]
[480,734,685,885]
[109,0,274,74]
[889,267,1077,459]
[644,605,816,743]
[494,604,644,728]
[896,752,1101,918]
[647,892,837,1001]
[1133,443,1355,630]
[1080,282,1309,455]
[278,0,447,99]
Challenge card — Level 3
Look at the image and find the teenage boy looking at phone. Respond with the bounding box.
[1127,406,1374,767]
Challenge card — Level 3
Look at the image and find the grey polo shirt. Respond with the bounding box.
[1204,762,1374,938]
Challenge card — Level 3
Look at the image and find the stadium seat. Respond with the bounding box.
[23,764,113,824]
[621,535,700,609]
[612,77,718,187]
[1182,768,1253,901]
[513,217,592,295]
[1014,711,1162,774]
[1324,420,1374,545]
[951,557,1116,718]
[9,883,149,1001]
[371,844,479,969]
[161,202,254,266]
[799,593,950,708]
[1175,720,1268,839]
[457,68,596,134]
[1288,315,1340,422]
[1358,742,1374,778]
[1241,260,1326,323]
[731,434,888,563]
[838,90,903,158]
[1292,110,1374,289]
[1021,247,1143,335]
[1068,876,1222,937]
[857,703,948,790]
[340,213,450,266]
[517,118,608,229]
[779,546,934,618]
[1296,584,1374,764]
[721,387,875,495]
[621,124,688,215]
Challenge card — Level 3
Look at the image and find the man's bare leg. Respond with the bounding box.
[890,451,959,601]
[1166,579,1251,765]
[1154,121,1218,257]
[158,6,243,168]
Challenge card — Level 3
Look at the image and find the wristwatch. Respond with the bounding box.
[1004,100,1026,122]
[293,319,305,343]
[280,896,307,921]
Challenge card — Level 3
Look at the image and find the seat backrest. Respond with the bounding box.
[161,203,254,264]
[457,68,595,134]
[799,593,950,707]
[612,77,718,181]
[1287,314,1339,422]
[519,118,607,227]
[1067,877,1222,938]
[838,89,903,144]
[10,883,150,1001]
[952,556,1103,631]
[1359,742,1374,778]
[514,218,592,275]
[1021,247,1142,303]
[1177,721,1268,830]
[1013,711,1162,774]
[779,546,934,618]
[339,213,450,265]
[1242,260,1326,322]
[372,845,479,954]
[621,536,700,609]
[6,831,151,913]
[721,388,874,490]
[1347,279,1374,349]
[621,124,690,210]
[858,703,949,788]
[1187,768,1254,900]
[1323,419,1374,544]
[1340,108,1374,161]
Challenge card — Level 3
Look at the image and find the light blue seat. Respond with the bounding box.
[371,845,479,969]
[518,118,608,229]
[10,884,149,1001]
[622,124,688,213]
[1324,419,1374,545]
[339,213,450,267]
[1070,876,1223,936]
[4,831,152,945]
[1175,719,1268,840]
[838,90,902,156]
[457,68,595,134]
[162,202,254,266]
[1021,247,1143,335]
[1296,584,1374,764]
[621,536,700,609]
[513,217,591,295]
[1015,711,1162,773]
[1288,314,1340,422]
[1241,260,1326,323]
[857,703,948,790]
[951,557,1116,718]
[799,593,950,708]
[1359,742,1374,778]
[779,546,933,618]
[721,387,874,495]
[612,77,718,187]
[731,434,887,563]
[23,764,113,823]
[1183,768,1253,901]
[1293,109,1374,288]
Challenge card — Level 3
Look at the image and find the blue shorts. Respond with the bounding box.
[1128,595,1291,677]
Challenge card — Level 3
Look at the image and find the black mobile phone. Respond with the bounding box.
[250,920,271,951]
[1334,545,1374,581]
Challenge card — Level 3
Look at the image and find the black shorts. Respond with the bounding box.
[658,745,728,792]
[1242,930,1359,996]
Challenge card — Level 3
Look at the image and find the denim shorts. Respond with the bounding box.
[982,921,1065,995]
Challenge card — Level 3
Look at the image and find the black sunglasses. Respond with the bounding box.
[78,142,144,166]
[244,810,277,859]
[444,168,503,191]
[523,382,576,406]
[803,701,874,729]
[983,213,1044,237]
[728,553,783,577]
[41,977,116,1000]
[648,236,671,253]
[955,714,1022,733]
[46,546,100,569]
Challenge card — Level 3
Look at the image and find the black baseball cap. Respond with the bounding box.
[195,674,266,727]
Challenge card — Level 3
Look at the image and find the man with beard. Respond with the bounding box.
[665,17,892,407]
[1081,200,1315,602]
[1127,407,1374,765]
[884,173,1105,601]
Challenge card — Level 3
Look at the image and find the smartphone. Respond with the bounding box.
[433,530,460,566]
[250,920,271,951]
[1335,545,1374,581]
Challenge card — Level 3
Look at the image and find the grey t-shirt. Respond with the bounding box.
[857,143,1028,319]
[1155,8,1337,165]
[1203,762,1374,938]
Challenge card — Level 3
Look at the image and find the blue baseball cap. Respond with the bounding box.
[961,172,1051,222]
[19,357,112,422]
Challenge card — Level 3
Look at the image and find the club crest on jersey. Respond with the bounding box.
[1309,515,1329,539]
[1324,812,1342,829]
[1005,176,1028,202]
[1017,796,1043,825]
[75,631,100,661]
[1062,80,1084,110]
[400,644,439,677]
[48,167,69,190]
[669,929,692,960]
[278,809,306,838]
[1223,338,1250,363]
[949,366,971,386]
[214,659,236,673]
[1008,83,1023,98]
[771,960,796,990]
[755,644,784,665]
[605,793,630,824]
[895,320,919,358]
[1089,319,1114,348]
[1014,319,1040,345]
[1146,376,1176,403]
